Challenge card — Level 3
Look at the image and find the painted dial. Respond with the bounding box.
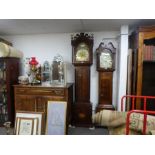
[100,51,112,69]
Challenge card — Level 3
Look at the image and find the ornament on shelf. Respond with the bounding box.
[42,61,51,83]
[3,121,11,135]
[51,54,66,85]
[29,57,41,85]
[29,57,38,71]
[24,57,31,83]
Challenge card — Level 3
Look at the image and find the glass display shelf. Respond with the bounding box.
[0,61,8,125]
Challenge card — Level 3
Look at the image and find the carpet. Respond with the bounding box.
[68,126,109,135]
[0,126,109,135]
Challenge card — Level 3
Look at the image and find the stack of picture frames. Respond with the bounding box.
[14,111,44,135]
[14,101,67,135]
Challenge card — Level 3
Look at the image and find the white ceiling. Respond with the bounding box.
[0,19,155,35]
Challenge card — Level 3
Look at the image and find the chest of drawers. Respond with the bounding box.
[14,83,73,134]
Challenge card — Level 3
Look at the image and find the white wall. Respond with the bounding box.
[116,25,129,111]
[2,31,119,111]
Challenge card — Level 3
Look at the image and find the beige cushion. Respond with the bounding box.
[93,110,126,127]
[93,110,155,135]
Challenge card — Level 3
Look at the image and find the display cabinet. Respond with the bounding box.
[130,26,155,110]
[0,57,20,126]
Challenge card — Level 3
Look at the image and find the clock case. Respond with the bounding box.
[72,33,93,66]
[96,42,116,112]
[96,42,116,72]
[71,33,93,127]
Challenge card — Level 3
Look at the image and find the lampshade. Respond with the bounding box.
[29,57,38,66]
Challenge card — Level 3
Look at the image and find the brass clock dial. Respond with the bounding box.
[76,43,89,61]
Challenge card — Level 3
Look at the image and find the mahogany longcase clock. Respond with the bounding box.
[96,42,116,112]
[71,33,93,127]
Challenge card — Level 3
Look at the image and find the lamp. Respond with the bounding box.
[29,57,39,84]
[29,57,38,71]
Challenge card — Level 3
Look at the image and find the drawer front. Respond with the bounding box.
[46,96,67,101]
[15,87,65,96]
[15,95,36,111]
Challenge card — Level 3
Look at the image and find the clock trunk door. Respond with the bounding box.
[75,66,90,102]
[99,72,112,105]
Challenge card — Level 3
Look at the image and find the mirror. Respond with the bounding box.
[51,54,66,85]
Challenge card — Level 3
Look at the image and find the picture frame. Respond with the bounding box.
[15,117,37,135]
[14,111,44,135]
[46,101,67,135]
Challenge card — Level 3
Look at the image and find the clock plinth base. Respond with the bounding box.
[71,102,93,127]
[96,104,115,113]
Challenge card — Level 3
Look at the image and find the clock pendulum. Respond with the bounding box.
[96,42,116,112]
[71,33,93,127]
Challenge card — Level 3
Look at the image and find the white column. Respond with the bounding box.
[117,25,129,111]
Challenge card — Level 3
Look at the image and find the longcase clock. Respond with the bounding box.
[71,33,93,127]
[96,42,116,112]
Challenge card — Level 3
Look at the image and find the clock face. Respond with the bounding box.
[100,51,112,69]
[76,43,89,61]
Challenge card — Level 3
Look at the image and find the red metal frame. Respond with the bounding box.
[121,95,155,135]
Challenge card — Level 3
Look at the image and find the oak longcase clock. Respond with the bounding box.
[96,42,116,112]
[71,33,93,127]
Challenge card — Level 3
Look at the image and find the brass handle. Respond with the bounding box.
[54,90,63,95]
[18,89,25,92]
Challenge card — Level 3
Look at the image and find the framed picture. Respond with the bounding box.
[46,101,67,135]
[14,111,44,135]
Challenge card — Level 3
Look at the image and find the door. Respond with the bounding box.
[99,72,113,105]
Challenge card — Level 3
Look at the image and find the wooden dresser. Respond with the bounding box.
[14,83,73,133]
